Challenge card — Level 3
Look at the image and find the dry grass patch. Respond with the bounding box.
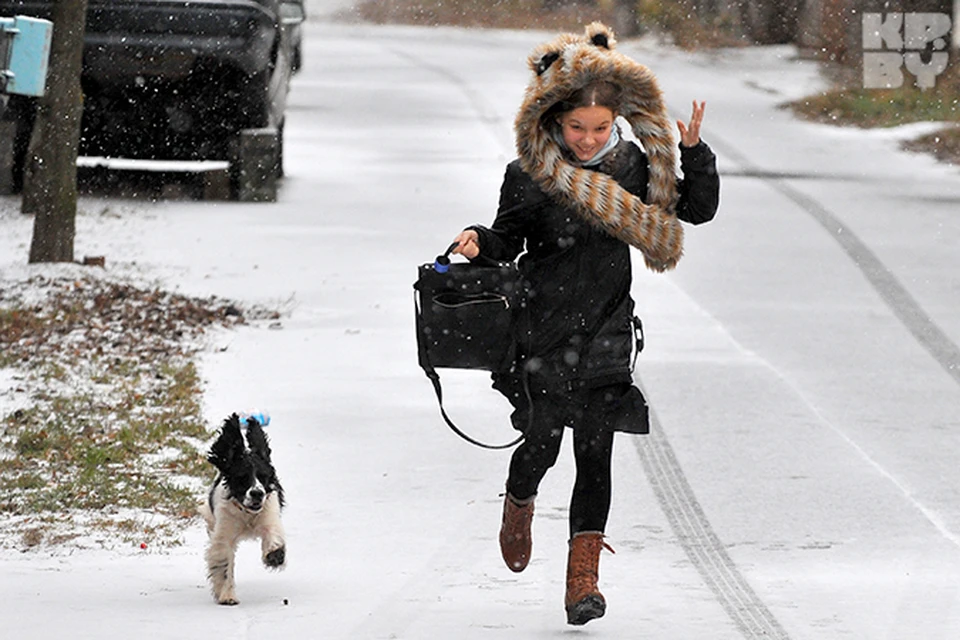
[0,274,279,551]
[785,63,960,165]
[901,125,960,165]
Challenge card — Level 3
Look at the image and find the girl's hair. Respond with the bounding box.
[544,80,622,122]
[560,80,622,113]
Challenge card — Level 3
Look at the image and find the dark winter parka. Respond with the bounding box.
[468,22,720,433]
[472,138,719,401]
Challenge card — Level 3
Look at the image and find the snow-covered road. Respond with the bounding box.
[3,18,960,639]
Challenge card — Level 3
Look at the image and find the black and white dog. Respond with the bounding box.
[199,413,286,605]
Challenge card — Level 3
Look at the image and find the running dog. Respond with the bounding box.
[199,413,286,605]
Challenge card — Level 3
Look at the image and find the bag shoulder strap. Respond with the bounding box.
[415,289,528,450]
[424,369,525,450]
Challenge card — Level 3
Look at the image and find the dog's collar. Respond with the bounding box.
[231,499,263,515]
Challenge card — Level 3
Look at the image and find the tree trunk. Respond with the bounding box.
[24,0,88,264]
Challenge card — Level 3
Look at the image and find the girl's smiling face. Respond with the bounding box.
[558,105,616,162]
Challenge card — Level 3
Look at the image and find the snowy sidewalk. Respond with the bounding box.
[3,20,960,640]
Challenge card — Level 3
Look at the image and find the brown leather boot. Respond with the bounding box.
[565,531,614,625]
[499,492,535,572]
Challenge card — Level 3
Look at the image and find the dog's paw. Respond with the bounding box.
[218,597,239,606]
[264,545,286,569]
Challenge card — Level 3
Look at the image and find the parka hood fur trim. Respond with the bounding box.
[516,22,682,272]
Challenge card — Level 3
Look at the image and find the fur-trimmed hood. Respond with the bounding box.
[515,23,682,272]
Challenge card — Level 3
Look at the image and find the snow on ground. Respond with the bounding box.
[3,16,960,640]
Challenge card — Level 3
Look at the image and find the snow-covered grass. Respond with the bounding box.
[0,268,278,552]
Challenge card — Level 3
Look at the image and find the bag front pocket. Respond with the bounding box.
[424,292,514,370]
[433,292,511,309]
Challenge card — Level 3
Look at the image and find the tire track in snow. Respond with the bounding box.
[633,407,793,640]
[701,130,960,391]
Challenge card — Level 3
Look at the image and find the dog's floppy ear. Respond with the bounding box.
[207,414,244,473]
[244,419,273,463]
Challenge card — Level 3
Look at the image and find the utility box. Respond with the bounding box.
[0,15,53,97]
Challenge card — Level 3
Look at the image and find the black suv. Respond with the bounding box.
[1,0,305,187]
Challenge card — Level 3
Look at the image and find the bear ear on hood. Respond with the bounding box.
[585,22,616,50]
[535,51,560,76]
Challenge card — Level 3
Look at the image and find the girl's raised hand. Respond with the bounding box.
[677,100,706,148]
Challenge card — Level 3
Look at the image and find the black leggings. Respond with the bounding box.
[505,389,616,538]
